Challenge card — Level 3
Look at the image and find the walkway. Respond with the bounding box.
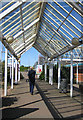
[1,78,82,119]
[36,80,82,119]
[2,79,53,119]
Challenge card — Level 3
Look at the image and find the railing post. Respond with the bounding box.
[70,50,73,97]
[4,48,8,96]
[11,56,14,89]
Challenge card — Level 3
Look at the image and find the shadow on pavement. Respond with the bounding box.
[2,107,39,119]
[35,82,63,119]
[8,91,29,96]
[2,97,18,107]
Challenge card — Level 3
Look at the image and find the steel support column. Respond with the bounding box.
[10,59,12,80]
[45,63,47,82]
[58,57,61,89]
[11,56,14,89]
[49,63,53,85]
[18,61,20,81]
[4,48,8,96]
[15,59,18,84]
[70,50,73,97]
[76,63,78,84]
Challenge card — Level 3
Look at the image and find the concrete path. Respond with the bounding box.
[36,80,83,120]
[1,75,83,119]
[2,79,53,119]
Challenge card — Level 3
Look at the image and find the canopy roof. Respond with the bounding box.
[0,0,83,60]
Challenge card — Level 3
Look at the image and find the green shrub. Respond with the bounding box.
[61,66,70,82]
[39,64,70,84]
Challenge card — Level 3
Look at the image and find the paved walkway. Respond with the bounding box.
[2,79,53,119]
[36,80,82,120]
[1,78,82,119]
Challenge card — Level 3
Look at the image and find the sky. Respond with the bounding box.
[0,41,40,67]
[20,47,39,67]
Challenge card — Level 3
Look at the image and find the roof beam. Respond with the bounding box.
[49,43,82,60]
[20,5,25,48]
[42,19,72,46]
[34,42,50,57]
[0,1,23,20]
[34,1,46,42]
[68,1,83,15]
[14,34,36,52]
[39,36,60,54]
[33,45,48,57]
[17,42,34,56]
[14,18,39,39]
[2,37,18,60]
[61,58,83,62]
[0,0,36,20]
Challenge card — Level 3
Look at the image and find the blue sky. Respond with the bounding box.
[0,41,40,67]
[20,47,39,67]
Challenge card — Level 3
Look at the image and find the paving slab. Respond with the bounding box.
[1,79,53,119]
[36,80,83,119]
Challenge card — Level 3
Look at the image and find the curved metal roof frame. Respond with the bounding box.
[0,0,83,60]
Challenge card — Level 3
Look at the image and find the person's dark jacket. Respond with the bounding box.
[28,70,36,83]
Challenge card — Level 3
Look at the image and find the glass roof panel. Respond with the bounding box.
[57,1,72,12]
[47,3,65,21]
[43,13,59,29]
[40,22,54,36]
[0,1,15,13]
[39,31,50,41]
[1,1,82,59]
[68,14,82,31]
[49,1,68,17]
[61,24,79,38]
[52,37,63,49]
[11,34,23,49]
[64,19,82,37]
[1,7,21,36]
[39,28,52,40]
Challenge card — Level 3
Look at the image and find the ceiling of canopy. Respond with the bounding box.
[0,0,83,60]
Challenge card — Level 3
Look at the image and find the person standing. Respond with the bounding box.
[28,67,36,95]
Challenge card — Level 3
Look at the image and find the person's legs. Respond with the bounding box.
[31,83,34,95]
[29,81,31,93]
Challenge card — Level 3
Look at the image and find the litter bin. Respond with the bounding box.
[59,78,68,93]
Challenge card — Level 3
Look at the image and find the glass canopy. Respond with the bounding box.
[0,0,83,60]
